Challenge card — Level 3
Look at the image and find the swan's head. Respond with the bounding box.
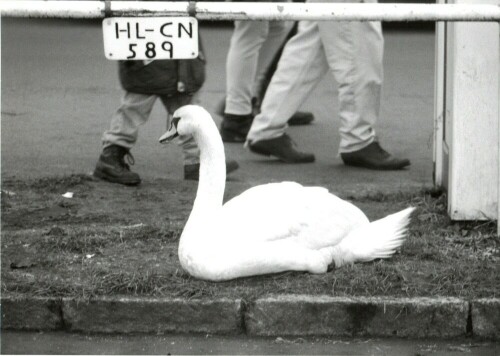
[159,105,212,144]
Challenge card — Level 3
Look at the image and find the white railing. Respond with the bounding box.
[1,1,500,21]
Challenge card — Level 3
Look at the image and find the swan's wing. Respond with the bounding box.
[218,182,368,248]
[220,182,305,242]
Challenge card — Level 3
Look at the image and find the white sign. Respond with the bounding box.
[102,17,199,60]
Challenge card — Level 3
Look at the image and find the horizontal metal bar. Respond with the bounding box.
[1,1,500,21]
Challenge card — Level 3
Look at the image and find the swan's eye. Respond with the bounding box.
[171,116,181,130]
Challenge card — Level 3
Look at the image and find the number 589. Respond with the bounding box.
[127,41,174,60]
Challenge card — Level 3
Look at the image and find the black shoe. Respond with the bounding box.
[94,145,141,185]
[184,159,240,180]
[251,97,315,126]
[288,111,315,126]
[341,142,411,170]
[248,134,315,163]
[216,97,314,127]
[220,113,253,143]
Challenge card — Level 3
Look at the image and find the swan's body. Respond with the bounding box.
[160,105,414,281]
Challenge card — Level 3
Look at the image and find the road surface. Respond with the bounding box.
[2,18,435,190]
[2,331,499,355]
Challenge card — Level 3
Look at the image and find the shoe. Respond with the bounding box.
[216,97,314,127]
[288,111,315,126]
[341,142,411,170]
[184,159,240,180]
[248,134,315,163]
[251,97,315,126]
[220,113,253,143]
[94,145,141,185]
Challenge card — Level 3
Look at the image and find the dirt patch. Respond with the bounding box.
[1,174,499,301]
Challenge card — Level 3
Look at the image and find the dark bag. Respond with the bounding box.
[118,38,206,96]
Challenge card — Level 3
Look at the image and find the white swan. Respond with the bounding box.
[159,105,414,282]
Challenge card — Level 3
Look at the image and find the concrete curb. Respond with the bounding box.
[2,295,499,339]
[471,298,500,339]
[61,297,243,334]
[245,295,468,338]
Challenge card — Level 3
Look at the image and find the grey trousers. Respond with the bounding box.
[247,0,384,154]
[225,17,294,116]
[101,91,201,165]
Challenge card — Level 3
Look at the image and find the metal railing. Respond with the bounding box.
[1,1,500,21]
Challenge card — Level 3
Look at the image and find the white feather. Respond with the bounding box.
[331,207,415,267]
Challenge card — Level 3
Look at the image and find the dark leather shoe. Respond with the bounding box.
[220,113,253,143]
[93,145,141,185]
[184,159,240,180]
[251,96,314,126]
[248,134,315,163]
[216,97,314,128]
[341,142,410,170]
[288,111,315,126]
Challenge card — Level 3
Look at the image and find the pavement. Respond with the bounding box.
[2,331,499,355]
[2,18,434,188]
[1,18,499,341]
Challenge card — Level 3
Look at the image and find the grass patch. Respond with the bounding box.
[1,175,498,301]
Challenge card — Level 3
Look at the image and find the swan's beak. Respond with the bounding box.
[159,117,180,144]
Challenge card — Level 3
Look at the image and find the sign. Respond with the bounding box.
[102,17,199,60]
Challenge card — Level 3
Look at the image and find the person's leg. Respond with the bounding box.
[101,91,156,149]
[252,20,294,104]
[317,8,382,153]
[253,20,316,127]
[161,94,239,180]
[247,20,327,143]
[221,20,273,142]
[317,0,409,169]
[225,20,271,116]
[95,92,156,185]
[215,19,315,127]
[245,20,328,163]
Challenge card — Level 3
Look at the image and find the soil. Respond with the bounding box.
[1,174,498,301]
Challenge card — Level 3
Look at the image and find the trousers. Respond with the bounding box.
[101,91,200,165]
[225,17,294,116]
[246,0,384,153]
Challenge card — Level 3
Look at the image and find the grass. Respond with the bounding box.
[1,174,499,301]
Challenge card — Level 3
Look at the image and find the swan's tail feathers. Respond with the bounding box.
[332,207,415,268]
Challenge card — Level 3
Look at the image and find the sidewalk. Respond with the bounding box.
[1,19,434,186]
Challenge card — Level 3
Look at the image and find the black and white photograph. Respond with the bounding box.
[1,0,499,354]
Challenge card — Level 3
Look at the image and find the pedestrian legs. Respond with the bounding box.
[318,12,383,153]
[225,20,292,116]
[246,20,328,143]
[102,91,201,165]
[252,20,294,103]
[102,92,156,150]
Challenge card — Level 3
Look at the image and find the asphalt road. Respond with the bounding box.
[2,331,499,355]
[2,18,435,190]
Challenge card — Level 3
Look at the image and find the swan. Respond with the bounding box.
[159,105,414,282]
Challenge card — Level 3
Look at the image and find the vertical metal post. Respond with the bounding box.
[433,0,499,234]
[433,0,445,189]
[446,0,499,222]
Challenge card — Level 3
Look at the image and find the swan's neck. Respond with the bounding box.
[185,120,226,231]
